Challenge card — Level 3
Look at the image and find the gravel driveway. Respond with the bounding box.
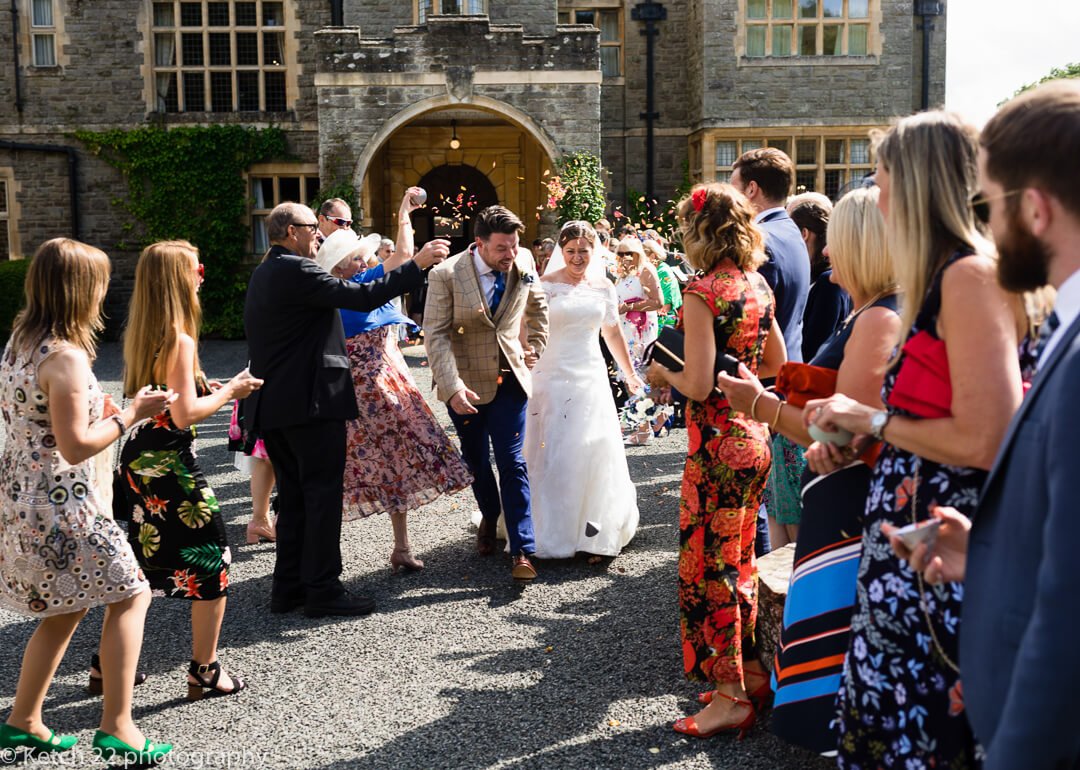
[0,341,830,770]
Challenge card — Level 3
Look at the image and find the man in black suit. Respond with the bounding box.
[732,148,810,556]
[244,202,447,618]
[887,81,1080,769]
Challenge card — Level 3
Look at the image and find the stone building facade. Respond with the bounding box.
[0,0,945,270]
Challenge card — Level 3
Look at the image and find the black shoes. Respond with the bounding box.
[303,592,376,618]
[269,594,305,614]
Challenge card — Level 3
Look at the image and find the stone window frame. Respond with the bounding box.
[735,0,882,65]
[0,169,23,260]
[694,127,879,201]
[415,0,489,24]
[17,0,68,71]
[246,163,320,255]
[146,0,299,114]
[557,2,623,79]
[29,0,57,66]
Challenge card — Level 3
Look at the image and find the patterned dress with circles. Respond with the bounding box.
[0,338,148,617]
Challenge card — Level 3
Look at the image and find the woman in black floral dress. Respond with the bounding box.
[118,240,262,701]
[804,113,1032,767]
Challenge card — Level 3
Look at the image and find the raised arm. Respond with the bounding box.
[298,257,425,312]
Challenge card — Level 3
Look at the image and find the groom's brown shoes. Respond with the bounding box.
[511,554,537,582]
[477,517,497,557]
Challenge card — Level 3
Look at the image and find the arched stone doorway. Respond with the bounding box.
[358,105,556,245]
[413,164,499,255]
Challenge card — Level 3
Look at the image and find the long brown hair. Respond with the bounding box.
[9,238,111,359]
[873,111,992,347]
[122,240,202,396]
[677,183,766,273]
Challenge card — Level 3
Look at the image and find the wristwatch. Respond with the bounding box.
[869,410,890,441]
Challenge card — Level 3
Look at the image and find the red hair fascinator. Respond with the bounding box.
[691,188,708,212]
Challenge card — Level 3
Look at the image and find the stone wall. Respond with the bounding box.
[314,19,602,189]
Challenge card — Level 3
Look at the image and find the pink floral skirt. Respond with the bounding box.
[343,327,473,520]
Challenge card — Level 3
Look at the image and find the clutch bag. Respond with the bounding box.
[887,330,952,418]
[644,326,740,376]
[775,362,838,409]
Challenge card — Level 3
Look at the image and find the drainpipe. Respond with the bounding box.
[631,0,666,208]
[10,0,23,113]
[330,0,343,26]
[0,140,81,239]
[914,0,943,111]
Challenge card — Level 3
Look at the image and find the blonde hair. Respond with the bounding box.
[9,238,111,359]
[828,187,894,300]
[677,183,766,273]
[641,239,666,263]
[613,237,647,276]
[874,111,992,345]
[123,240,202,396]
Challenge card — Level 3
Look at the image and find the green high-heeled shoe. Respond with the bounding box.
[0,722,78,754]
[91,730,172,765]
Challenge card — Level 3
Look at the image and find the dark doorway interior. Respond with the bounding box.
[413,164,499,254]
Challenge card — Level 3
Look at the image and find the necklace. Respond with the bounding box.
[842,286,898,327]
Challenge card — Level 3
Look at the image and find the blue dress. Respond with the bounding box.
[770,292,898,755]
[835,252,1035,768]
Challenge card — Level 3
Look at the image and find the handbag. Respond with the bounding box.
[643,326,740,377]
[887,330,952,418]
[774,362,838,408]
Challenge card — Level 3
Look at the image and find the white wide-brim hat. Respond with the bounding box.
[316,230,381,274]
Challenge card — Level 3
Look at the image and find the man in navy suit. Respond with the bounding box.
[245,202,447,618]
[732,148,810,555]
[887,81,1080,769]
[731,148,810,363]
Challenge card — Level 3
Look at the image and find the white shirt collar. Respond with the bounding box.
[1039,268,1080,361]
[471,246,494,278]
[755,206,787,223]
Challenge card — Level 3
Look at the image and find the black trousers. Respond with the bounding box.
[262,420,347,604]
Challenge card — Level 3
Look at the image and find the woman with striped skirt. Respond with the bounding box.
[718,186,899,753]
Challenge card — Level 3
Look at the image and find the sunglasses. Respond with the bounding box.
[197,263,205,280]
[291,222,318,232]
[616,251,636,257]
[326,216,352,228]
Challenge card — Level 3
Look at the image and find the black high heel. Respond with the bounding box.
[186,660,246,701]
[87,653,148,696]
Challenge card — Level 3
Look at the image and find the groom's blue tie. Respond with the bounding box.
[489,271,506,315]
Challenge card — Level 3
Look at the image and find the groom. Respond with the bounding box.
[424,205,549,582]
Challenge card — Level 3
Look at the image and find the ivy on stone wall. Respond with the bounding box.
[554,151,607,224]
[75,125,288,338]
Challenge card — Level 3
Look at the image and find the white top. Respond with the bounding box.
[1040,268,1080,362]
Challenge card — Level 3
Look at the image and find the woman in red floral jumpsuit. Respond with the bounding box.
[649,183,785,740]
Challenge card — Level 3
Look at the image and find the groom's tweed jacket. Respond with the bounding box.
[424,246,548,405]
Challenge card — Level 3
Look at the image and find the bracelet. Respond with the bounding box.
[110,414,127,436]
[749,389,769,422]
[769,398,784,429]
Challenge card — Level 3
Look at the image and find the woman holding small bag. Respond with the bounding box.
[801,113,1032,768]
[717,185,900,754]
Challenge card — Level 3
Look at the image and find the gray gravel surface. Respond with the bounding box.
[0,341,832,770]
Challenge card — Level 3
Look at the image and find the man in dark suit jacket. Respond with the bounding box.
[244,202,446,618]
[731,148,810,364]
[886,81,1080,769]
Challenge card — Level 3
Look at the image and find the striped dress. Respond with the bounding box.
[769,293,899,755]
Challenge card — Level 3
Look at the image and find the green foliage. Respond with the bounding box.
[0,259,29,342]
[553,151,607,223]
[309,179,360,232]
[1006,62,1080,103]
[615,187,682,246]
[74,126,288,338]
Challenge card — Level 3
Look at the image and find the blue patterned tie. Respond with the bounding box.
[489,271,506,315]
[1035,310,1060,362]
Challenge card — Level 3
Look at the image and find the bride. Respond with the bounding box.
[524,220,644,559]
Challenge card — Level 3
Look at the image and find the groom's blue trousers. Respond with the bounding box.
[448,377,536,556]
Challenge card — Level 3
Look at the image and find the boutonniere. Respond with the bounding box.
[520,270,537,285]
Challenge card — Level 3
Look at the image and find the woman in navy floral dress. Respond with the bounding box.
[804,113,1031,767]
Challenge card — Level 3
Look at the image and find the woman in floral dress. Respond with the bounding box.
[648,183,786,740]
[118,240,262,701]
[316,189,472,573]
[0,238,173,761]
[805,112,1031,767]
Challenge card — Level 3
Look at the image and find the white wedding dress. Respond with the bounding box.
[524,280,639,558]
